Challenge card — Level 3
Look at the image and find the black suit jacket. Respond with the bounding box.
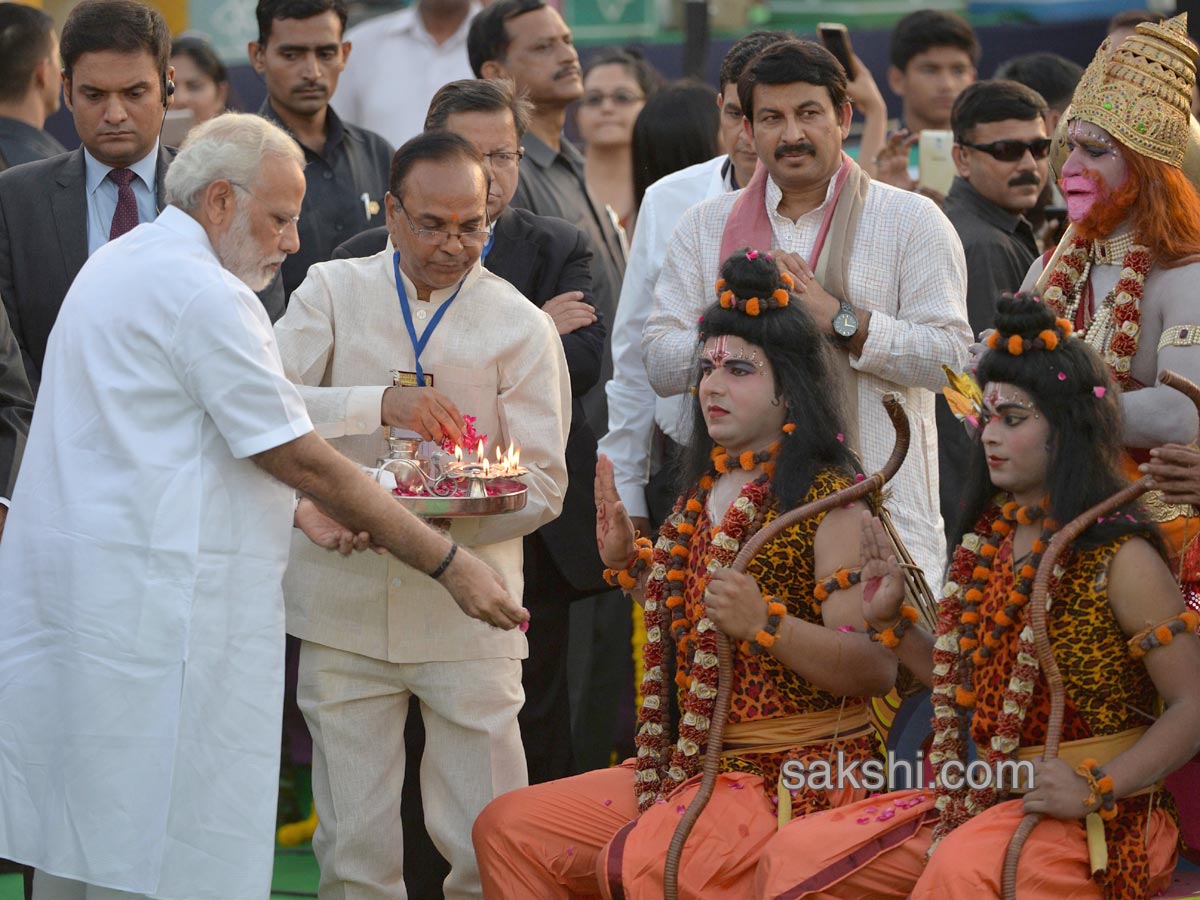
[0,146,175,390]
[0,299,32,499]
[333,207,609,594]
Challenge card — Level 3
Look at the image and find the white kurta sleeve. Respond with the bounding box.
[642,206,707,398]
[849,200,971,391]
[599,197,662,518]
[275,266,387,437]
[172,280,312,459]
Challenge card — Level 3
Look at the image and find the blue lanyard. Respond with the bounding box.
[392,236,494,385]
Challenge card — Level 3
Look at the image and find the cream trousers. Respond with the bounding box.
[298,641,527,900]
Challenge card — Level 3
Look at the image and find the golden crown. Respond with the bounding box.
[1067,13,1197,168]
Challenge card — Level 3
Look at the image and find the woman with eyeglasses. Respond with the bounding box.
[576,48,660,234]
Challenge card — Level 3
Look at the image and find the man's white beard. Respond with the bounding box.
[215,204,284,292]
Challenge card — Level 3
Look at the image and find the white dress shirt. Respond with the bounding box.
[0,206,312,898]
[332,4,479,149]
[599,154,733,518]
[275,248,570,663]
[642,174,971,583]
[83,141,160,256]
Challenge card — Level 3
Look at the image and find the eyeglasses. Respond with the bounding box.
[228,182,300,235]
[580,90,644,108]
[395,198,492,248]
[959,138,1053,162]
[483,149,524,170]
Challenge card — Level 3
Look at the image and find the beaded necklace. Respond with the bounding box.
[929,497,1058,848]
[633,442,777,812]
[1042,236,1151,389]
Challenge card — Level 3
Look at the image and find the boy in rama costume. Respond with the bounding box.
[754,294,1200,899]
[472,250,898,899]
[1021,13,1200,603]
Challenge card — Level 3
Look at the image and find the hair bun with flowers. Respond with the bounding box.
[714,247,793,317]
[985,292,1073,357]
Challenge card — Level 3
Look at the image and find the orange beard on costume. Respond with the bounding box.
[1062,167,1140,241]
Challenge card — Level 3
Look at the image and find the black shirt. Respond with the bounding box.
[0,117,66,172]
[943,175,1039,336]
[259,101,393,299]
[509,133,625,438]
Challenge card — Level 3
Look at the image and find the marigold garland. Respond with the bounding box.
[1041,236,1151,389]
[928,496,1061,850]
[632,447,778,812]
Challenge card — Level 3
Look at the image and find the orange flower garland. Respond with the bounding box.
[632,449,776,812]
[929,496,1061,849]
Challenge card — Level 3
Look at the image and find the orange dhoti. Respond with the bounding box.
[755,790,1179,899]
[473,762,787,900]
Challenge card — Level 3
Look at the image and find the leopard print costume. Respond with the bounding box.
[671,467,881,818]
[965,519,1174,899]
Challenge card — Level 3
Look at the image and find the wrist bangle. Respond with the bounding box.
[429,542,458,580]
[1076,758,1118,820]
[603,537,654,591]
[747,597,787,655]
[867,604,919,649]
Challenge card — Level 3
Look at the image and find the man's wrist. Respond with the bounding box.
[843,308,871,356]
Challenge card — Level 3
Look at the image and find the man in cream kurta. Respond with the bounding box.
[274,134,570,900]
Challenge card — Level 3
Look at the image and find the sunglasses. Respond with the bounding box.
[959,138,1053,162]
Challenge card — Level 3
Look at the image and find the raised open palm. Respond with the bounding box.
[860,511,906,630]
[595,454,637,569]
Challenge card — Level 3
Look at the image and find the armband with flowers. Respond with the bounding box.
[1127,609,1200,660]
[813,567,862,613]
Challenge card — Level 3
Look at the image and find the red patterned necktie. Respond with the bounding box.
[107,168,139,240]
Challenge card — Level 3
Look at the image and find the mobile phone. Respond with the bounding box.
[918,129,957,196]
[818,22,857,79]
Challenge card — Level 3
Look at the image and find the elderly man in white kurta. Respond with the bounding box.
[642,40,969,585]
[0,115,522,900]
[274,131,569,900]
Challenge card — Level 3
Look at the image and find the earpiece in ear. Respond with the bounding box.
[166,79,175,97]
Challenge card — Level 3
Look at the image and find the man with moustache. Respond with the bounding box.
[250,0,392,304]
[0,113,521,900]
[945,81,1048,335]
[1021,14,1200,589]
[644,39,970,586]
[600,30,788,541]
[938,79,1049,540]
[275,130,570,900]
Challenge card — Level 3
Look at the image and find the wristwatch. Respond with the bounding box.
[832,298,859,340]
